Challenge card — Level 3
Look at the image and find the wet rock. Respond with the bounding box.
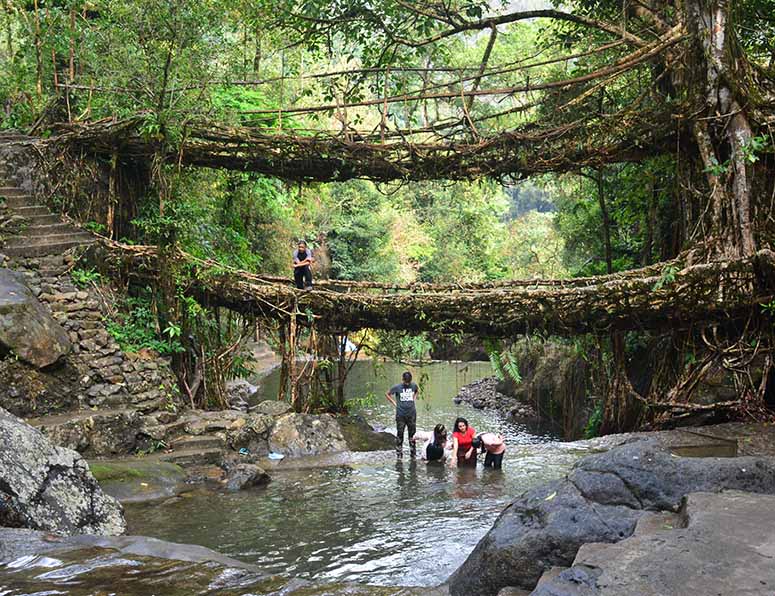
[0,268,71,368]
[449,439,775,595]
[226,412,274,455]
[533,491,775,596]
[0,527,261,570]
[224,463,270,491]
[338,415,395,451]
[254,399,292,416]
[88,459,187,503]
[268,413,348,456]
[0,407,126,535]
[224,379,255,412]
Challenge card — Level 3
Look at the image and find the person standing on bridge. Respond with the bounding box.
[386,371,419,459]
[292,240,314,290]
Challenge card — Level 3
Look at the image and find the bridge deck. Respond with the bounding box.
[101,242,775,337]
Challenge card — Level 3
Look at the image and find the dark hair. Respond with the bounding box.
[433,423,447,447]
[453,417,469,433]
[402,371,412,383]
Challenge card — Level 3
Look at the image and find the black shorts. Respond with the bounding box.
[484,451,504,469]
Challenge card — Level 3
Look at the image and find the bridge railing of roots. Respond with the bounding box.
[96,239,775,410]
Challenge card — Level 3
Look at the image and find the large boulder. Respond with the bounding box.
[268,413,348,456]
[0,407,126,535]
[223,463,270,491]
[0,268,71,368]
[226,412,274,455]
[448,439,775,595]
[532,491,775,595]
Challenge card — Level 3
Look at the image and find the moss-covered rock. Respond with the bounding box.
[89,459,186,503]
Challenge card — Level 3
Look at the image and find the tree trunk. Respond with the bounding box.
[685,0,757,256]
[596,169,613,274]
[33,0,42,100]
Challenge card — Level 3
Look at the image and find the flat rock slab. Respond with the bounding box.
[0,267,70,367]
[533,491,775,595]
[88,459,187,503]
[252,398,291,416]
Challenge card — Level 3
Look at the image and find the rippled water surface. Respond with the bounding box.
[125,361,589,587]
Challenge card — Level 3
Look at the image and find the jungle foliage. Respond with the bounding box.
[2,0,774,427]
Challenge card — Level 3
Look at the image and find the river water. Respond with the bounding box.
[123,361,590,588]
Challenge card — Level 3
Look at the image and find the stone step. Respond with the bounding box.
[12,205,50,217]
[141,418,189,442]
[4,238,95,257]
[27,407,135,427]
[20,223,81,237]
[6,232,94,248]
[2,195,35,208]
[23,213,62,226]
[36,268,67,278]
[170,434,226,452]
[154,448,224,468]
[0,186,27,198]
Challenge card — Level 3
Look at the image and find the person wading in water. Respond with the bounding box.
[451,417,477,467]
[410,423,449,462]
[386,371,419,458]
[292,240,314,290]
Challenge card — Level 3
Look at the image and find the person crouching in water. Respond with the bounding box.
[292,240,314,290]
[386,371,419,458]
[477,432,506,469]
[451,417,477,467]
[410,424,449,462]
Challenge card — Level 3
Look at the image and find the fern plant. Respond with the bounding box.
[484,339,522,384]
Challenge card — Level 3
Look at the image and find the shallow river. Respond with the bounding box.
[124,361,590,588]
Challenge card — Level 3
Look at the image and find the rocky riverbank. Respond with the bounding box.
[453,376,538,422]
[3,399,775,596]
[450,428,775,595]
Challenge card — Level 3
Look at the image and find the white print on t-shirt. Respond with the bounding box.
[399,388,415,402]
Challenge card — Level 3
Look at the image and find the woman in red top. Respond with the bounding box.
[451,417,477,467]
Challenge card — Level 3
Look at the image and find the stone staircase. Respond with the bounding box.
[0,161,94,257]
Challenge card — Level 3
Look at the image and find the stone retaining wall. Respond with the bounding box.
[0,252,181,455]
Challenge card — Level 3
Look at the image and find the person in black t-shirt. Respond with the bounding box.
[385,371,419,458]
[292,240,314,289]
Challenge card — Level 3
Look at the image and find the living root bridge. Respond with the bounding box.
[100,242,775,337]
[50,111,672,182]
